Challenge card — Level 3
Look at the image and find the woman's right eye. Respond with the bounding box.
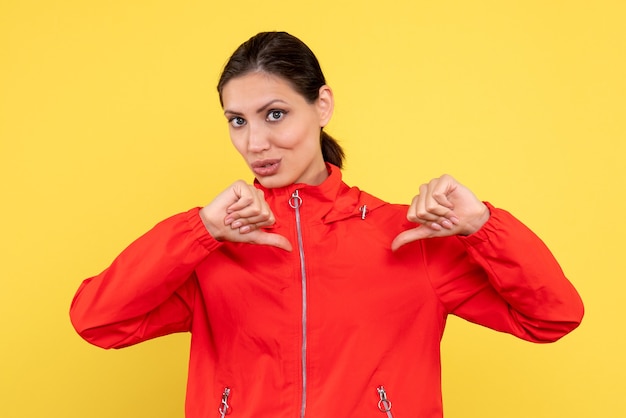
[229,117,246,127]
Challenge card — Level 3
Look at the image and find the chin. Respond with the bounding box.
[254,176,292,189]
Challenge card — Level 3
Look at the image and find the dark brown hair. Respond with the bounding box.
[217,31,345,168]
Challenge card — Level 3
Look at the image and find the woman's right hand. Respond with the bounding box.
[199,180,292,251]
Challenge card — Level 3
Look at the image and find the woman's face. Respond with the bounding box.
[221,71,333,188]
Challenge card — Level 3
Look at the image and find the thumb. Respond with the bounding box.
[250,231,293,252]
[391,226,431,251]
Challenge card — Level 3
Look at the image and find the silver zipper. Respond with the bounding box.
[218,387,231,418]
[377,386,394,418]
[289,190,307,418]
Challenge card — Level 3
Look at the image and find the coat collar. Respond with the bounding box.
[254,164,385,224]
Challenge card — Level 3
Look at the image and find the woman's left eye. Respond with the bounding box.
[267,110,285,121]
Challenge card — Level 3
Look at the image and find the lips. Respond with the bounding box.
[251,159,281,176]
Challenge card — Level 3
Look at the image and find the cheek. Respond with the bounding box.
[229,131,247,155]
[273,121,319,150]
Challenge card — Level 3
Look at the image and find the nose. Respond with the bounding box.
[247,123,271,153]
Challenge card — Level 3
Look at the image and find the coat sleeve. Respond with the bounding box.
[424,203,584,343]
[69,207,222,349]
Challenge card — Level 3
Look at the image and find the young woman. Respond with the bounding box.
[70,31,584,418]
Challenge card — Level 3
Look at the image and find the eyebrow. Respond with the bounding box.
[224,99,289,116]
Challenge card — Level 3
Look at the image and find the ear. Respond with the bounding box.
[316,85,334,127]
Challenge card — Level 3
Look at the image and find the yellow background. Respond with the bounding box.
[1,0,623,416]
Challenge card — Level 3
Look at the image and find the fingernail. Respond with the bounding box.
[240,225,251,233]
[430,222,442,230]
[441,220,453,229]
[450,217,460,225]
[232,221,242,229]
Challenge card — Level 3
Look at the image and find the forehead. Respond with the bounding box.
[221,71,304,112]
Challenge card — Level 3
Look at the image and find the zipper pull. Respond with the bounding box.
[218,387,231,418]
[289,189,302,209]
[377,386,394,418]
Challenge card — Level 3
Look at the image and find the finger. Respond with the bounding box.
[409,192,459,228]
[227,202,277,230]
[235,220,270,234]
[391,227,433,251]
[431,188,454,211]
[226,191,273,226]
[408,195,453,225]
[226,186,265,213]
[228,209,275,228]
[248,231,293,252]
[420,181,454,218]
[430,175,456,208]
[408,184,442,223]
[406,192,421,223]
[391,221,465,250]
[411,212,460,230]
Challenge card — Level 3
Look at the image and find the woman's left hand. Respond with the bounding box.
[391,174,490,251]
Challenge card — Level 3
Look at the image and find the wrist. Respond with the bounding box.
[199,206,224,241]
[464,203,491,235]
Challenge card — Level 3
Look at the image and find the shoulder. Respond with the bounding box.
[346,187,412,236]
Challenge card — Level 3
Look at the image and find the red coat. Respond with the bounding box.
[70,165,583,418]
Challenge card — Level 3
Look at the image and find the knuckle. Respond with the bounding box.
[432,191,446,200]
[240,194,254,205]
[416,209,430,219]
[424,202,439,212]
